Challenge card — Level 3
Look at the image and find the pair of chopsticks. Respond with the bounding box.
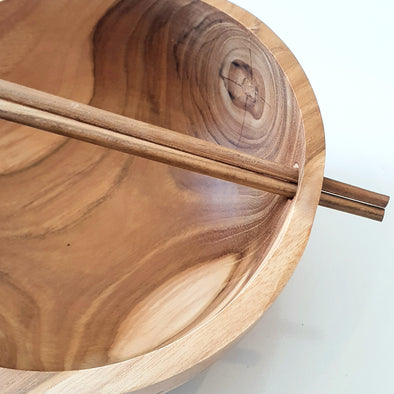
[0,79,389,221]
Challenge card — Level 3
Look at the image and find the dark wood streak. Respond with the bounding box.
[0,148,134,239]
[0,137,69,177]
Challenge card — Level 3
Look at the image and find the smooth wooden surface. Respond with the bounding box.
[0,0,325,392]
[0,80,387,221]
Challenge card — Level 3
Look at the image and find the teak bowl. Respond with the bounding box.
[0,0,325,392]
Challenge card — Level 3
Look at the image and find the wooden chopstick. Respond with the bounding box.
[0,79,297,183]
[322,177,389,208]
[0,79,389,210]
[0,98,296,198]
[319,193,385,222]
[0,98,385,222]
[0,80,388,221]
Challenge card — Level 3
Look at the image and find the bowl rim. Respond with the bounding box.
[0,0,326,392]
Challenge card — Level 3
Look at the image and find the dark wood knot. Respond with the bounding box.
[221,59,265,119]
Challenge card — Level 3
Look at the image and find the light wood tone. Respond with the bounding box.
[0,79,388,220]
[0,0,325,392]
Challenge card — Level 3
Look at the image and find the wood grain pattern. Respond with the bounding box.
[0,0,325,392]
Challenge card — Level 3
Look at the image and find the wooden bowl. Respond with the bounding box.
[0,0,325,392]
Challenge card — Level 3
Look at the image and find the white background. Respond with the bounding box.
[172,0,394,393]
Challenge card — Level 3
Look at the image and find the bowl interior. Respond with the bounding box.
[0,0,305,371]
